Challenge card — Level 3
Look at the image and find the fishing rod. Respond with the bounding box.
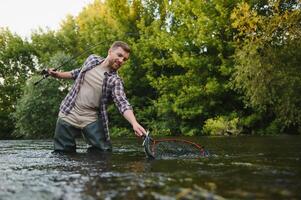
[33,32,141,86]
[34,40,111,86]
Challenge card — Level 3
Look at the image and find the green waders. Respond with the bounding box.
[53,118,112,152]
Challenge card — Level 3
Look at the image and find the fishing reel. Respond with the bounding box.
[40,69,50,76]
[40,68,57,78]
[34,68,56,85]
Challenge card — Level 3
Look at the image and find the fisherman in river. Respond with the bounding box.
[48,41,146,153]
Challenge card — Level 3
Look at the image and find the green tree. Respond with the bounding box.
[231,1,301,133]
[13,52,77,138]
[10,0,300,138]
[130,0,243,135]
[76,0,119,56]
[0,28,36,138]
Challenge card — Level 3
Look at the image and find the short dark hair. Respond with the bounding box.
[110,41,131,53]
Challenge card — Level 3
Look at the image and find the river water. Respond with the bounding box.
[0,136,300,200]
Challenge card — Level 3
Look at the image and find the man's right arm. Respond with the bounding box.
[48,68,80,79]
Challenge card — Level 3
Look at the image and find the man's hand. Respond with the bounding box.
[132,122,146,137]
[48,68,60,78]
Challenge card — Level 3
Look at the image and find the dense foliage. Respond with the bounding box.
[0,28,37,138]
[231,2,301,134]
[0,0,300,139]
[12,53,77,138]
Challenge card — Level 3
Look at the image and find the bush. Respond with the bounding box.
[12,76,66,138]
[12,52,74,138]
[203,116,241,136]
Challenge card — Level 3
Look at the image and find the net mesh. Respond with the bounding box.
[142,132,209,159]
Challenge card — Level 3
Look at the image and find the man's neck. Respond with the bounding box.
[101,57,115,72]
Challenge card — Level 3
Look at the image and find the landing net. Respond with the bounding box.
[143,133,209,159]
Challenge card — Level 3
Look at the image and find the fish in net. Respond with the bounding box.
[142,132,209,159]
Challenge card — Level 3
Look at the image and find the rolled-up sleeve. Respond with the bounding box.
[112,78,132,114]
[71,68,81,80]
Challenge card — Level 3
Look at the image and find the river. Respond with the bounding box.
[0,135,300,199]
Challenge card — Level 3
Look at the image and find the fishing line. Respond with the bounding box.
[34,32,140,86]
[33,40,111,86]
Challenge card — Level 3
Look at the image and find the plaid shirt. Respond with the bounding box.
[60,54,132,140]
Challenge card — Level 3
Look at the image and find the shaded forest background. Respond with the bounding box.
[0,0,300,139]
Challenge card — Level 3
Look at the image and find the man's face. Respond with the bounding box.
[108,47,129,71]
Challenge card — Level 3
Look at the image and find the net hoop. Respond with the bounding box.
[152,138,207,156]
[143,133,209,159]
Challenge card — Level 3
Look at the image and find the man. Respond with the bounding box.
[48,41,146,153]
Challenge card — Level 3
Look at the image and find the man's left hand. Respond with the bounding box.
[132,122,146,137]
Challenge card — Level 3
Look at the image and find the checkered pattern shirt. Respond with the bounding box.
[59,54,132,140]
